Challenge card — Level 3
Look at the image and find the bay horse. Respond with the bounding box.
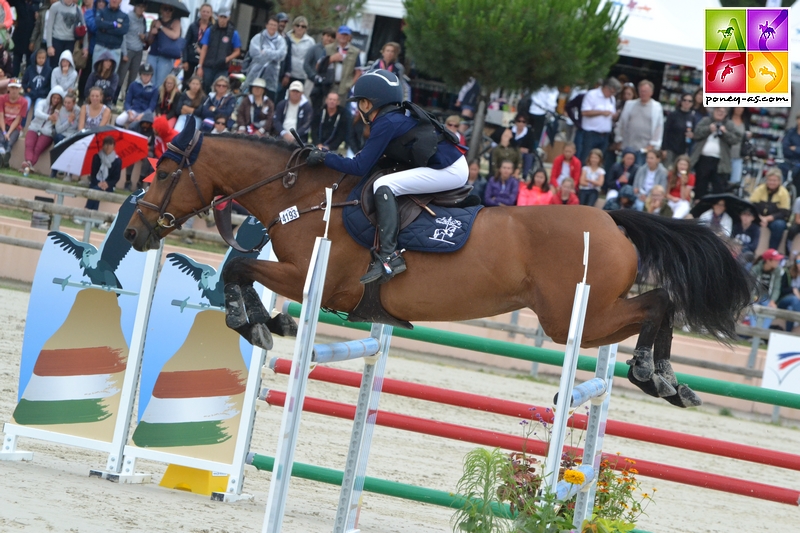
[123,132,754,408]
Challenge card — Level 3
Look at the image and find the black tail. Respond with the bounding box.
[608,210,754,340]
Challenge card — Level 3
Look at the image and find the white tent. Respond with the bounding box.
[608,0,721,69]
[362,0,406,19]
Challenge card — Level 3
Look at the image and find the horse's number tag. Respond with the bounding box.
[279,206,300,224]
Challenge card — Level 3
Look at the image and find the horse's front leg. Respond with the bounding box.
[222,257,302,349]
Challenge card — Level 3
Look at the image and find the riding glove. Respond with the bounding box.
[306,148,327,167]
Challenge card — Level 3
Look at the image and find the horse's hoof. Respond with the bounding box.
[626,348,654,381]
[627,367,676,398]
[267,313,298,337]
[655,359,678,387]
[663,384,703,408]
[653,374,678,397]
[224,283,247,329]
[249,323,274,351]
[242,285,270,325]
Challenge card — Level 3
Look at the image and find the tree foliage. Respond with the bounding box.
[403,0,626,95]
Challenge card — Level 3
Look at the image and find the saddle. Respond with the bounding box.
[360,164,478,230]
[346,163,477,330]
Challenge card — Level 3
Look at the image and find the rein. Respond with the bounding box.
[137,134,358,253]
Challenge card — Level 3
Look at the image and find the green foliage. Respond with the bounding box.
[580,516,637,533]
[511,490,574,533]
[451,448,512,533]
[404,0,626,94]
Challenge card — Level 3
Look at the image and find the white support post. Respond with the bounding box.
[543,232,591,495]
[262,237,331,533]
[101,244,162,480]
[333,323,393,533]
[0,433,32,461]
[542,280,591,495]
[572,344,618,529]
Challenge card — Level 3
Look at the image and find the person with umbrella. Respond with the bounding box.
[146,2,184,87]
[696,196,733,237]
[85,135,120,210]
[750,167,791,251]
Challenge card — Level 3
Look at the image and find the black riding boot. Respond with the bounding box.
[360,186,406,284]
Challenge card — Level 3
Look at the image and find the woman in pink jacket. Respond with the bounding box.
[517,168,554,206]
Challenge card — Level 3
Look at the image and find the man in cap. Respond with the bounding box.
[272,11,292,102]
[324,25,361,102]
[0,78,28,166]
[276,12,289,35]
[197,5,242,93]
[273,80,312,143]
[116,63,157,129]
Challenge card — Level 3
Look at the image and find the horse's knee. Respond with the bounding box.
[222,256,253,286]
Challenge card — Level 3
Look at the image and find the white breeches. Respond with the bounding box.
[373,155,469,196]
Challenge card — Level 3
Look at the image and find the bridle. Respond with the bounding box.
[134,131,357,252]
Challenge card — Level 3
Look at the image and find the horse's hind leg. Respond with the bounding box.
[649,313,702,408]
[624,292,702,407]
[623,289,678,399]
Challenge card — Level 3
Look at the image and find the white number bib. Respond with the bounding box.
[279,206,300,224]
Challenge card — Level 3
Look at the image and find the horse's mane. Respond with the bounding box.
[213,132,298,153]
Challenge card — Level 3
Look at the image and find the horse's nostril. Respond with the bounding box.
[124,228,137,242]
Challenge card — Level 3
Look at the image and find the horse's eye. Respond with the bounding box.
[157,171,168,180]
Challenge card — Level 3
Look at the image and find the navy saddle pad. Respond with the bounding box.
[342,180,483,253]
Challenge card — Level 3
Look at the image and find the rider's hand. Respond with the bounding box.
[306,148,327,167]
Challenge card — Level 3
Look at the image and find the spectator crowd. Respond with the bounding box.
[1,1,378,201]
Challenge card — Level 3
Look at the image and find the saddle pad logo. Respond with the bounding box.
[430,216,463,245]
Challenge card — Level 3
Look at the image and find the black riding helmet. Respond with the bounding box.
[348,69,404,114]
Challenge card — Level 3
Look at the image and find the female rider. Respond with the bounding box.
[306,69,468,284]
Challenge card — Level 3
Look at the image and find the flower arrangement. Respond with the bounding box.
[451,407,655,533]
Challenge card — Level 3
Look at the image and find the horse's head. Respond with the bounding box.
[124,126,213,251]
